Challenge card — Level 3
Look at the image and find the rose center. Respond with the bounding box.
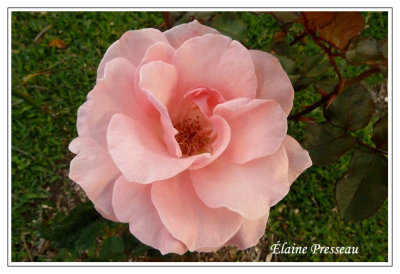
[173,117,212,156]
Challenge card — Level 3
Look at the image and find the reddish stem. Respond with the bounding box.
[289,67,380,120]
[289,32,307,46]
[356,139,388,154]
[162,12,172,29]
[289,13,379,121]
[344,67,380,88]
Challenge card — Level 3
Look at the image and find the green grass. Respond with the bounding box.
[11,11,388,262]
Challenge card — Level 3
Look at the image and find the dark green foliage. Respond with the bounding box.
[98,236,127,261]
[336,150,388,221]
[346,37,388,65]
[209,13,248,42]
[324,84,374,131]
[303,123,356,165]
[38,203,102,249]
[315,77,339,93]
[371,114,388,151]
[272,12,302,23]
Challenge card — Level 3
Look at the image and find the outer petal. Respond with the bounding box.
[151,171,242,251]
[283,135,312,184]
[214,98,287,164]
[112,175,187,255]
[69,137,120,221]
[227,212,269,250]
[107,113,208,184]
[191,146,289,220]
[77,58,140,148]
[250,50,294,116]
[164,20,220,49]
[173,34,257,101]
[97,29,169,79]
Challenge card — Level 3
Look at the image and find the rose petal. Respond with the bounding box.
[97,29,169,79]
[94,205,117,222]
[173,34,257,101]
[112,175,187,255]
[140,41,175,64]
[283,135,312,184]
[191,145,289,220]
[227,212,269,250]
[164,20,220,49]
[172,88,225,121]
[214,98,287,164]
[250,50,294,116]
[77,58,140,148]
[135,42,176,111]
[140,87,182,158]
[134,43,175,111]
[151,171,242,251]
[189,115,231,170]
[169,88,229,164]
[139,61,177,109]
[107,113,208,184]
[132,54,182,157]
[69,137,120,221]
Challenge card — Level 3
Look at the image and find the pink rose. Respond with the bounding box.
[69,20,312,255]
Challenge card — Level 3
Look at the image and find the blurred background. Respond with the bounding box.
[11,11,388,262]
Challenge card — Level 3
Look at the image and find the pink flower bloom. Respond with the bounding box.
[69,20,312,255]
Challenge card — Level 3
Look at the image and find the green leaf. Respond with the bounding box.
[121,230,151,256]
[121,230,140,250]
[324,84,374,131]
[289,74,301,83]
[38,202,102,249]
[130,244,151,256]
[303,122,356,165]
[99,236,126,261]
[172,12,214,25]
[272,12,302,23]
[379,38,388,59]
[275,55,296,75]
[75,220,104,253]
[372,114,388,151]
[210,13,247,42]
[315,77,338,93]
[345,37,386,65]
[52,248,78,262]
[292,76,312,91]
[304,54,330,78]
[336,150,388,221]
[273,41,296,59]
